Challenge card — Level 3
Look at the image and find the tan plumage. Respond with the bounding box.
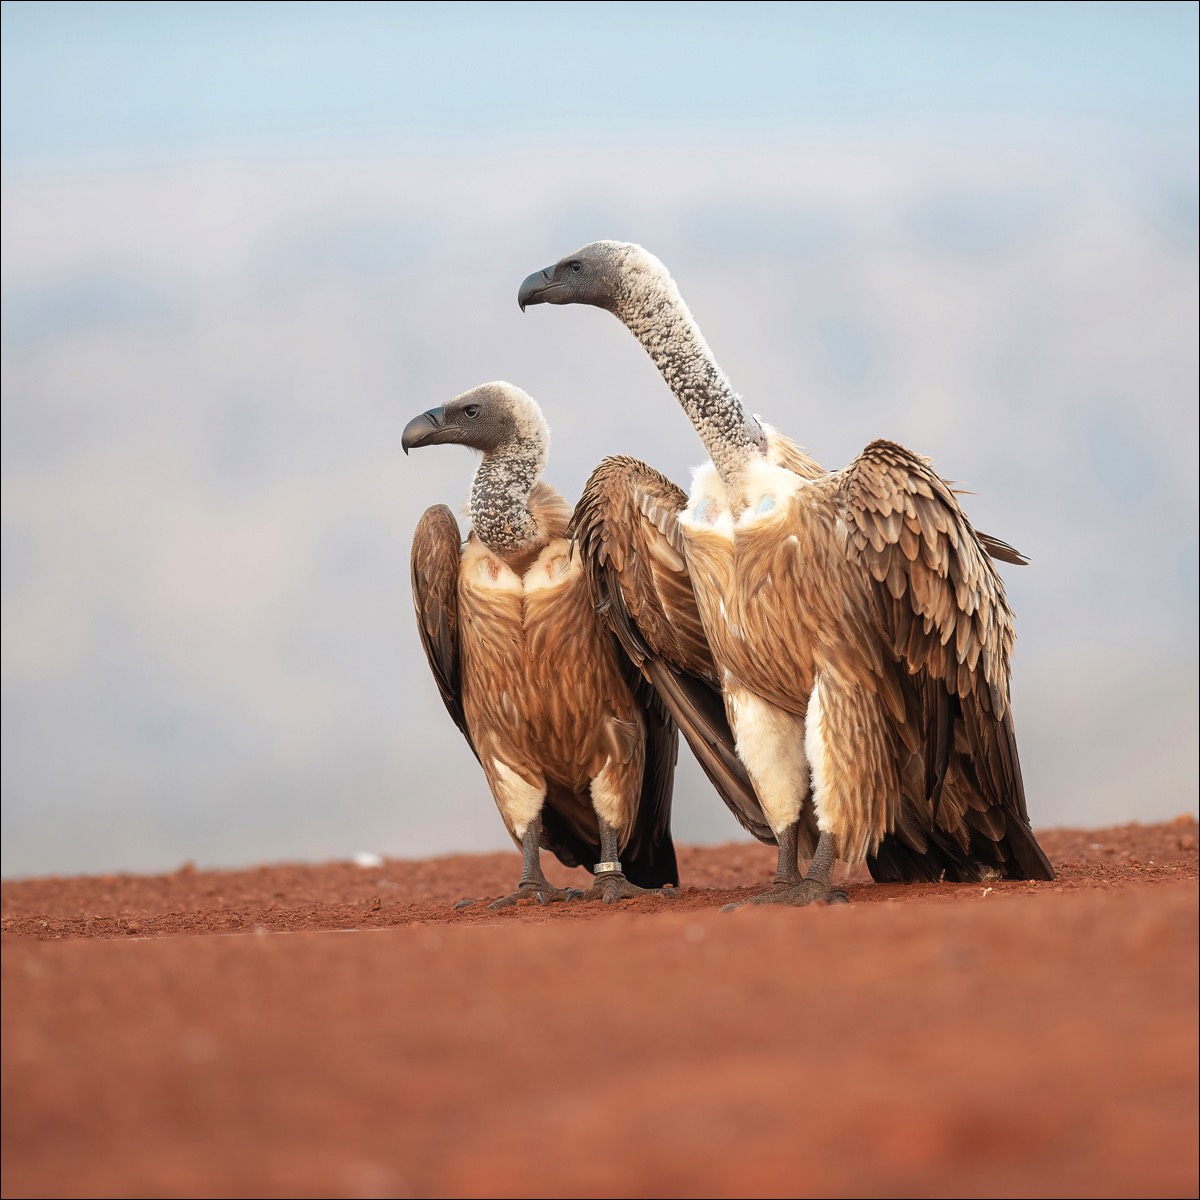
[571,456,787,846]
[524,242,1054,890]
[406,383,678,905]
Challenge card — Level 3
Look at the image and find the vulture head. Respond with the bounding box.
[402,381,549,461]
[518,241,671,315]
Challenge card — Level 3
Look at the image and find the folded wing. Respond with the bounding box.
[572,457,780,845]
[410,504,477,761]
[841,440,1054,881]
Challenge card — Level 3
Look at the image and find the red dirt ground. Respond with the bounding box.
[3,817,1197,1198]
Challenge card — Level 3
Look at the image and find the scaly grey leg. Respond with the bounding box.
[570,818,677,905]
[454,816,573,910]
[724,827,849,910]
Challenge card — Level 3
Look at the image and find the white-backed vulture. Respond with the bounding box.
[403,381,679,906]
[518,243,1054,903]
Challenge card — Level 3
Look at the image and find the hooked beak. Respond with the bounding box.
[517,265,557,311]
[401,406,447,455]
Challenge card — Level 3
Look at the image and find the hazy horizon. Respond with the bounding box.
[2,1,1196,878]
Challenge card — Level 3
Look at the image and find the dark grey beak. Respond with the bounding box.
[401,406,447,455]
[517,266,556,311]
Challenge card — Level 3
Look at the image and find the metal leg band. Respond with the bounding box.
[593,860,623,875]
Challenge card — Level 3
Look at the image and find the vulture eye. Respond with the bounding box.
[464,404,481,419]
[570,260,583,274]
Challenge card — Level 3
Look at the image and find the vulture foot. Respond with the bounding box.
[572,873,678,905]
[727,879,849,909]
[486,881,575,910]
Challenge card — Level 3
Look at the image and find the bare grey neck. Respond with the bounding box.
[469,436,545,557]
[616,274,767,488]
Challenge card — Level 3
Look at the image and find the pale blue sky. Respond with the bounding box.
[3,1,1197,170]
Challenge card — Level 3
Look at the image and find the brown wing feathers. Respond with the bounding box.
[573,457,716,681]
[844,441,1013,713]
[572,457,776,844]
[842,441,1054,881]
[410,504,477,760]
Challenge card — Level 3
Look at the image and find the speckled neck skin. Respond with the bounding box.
[469,425,547,558]
[612,250,767,492]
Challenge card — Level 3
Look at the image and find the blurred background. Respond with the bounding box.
[2,1,1196,878]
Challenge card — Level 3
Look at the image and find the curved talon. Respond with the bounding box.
[719,902,740,914]
[453,898,476,911]
[487,881,574,910]
[574,872,676,905]
[746,878,850,908]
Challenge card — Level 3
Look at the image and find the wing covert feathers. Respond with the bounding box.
[841,440,1053,881]
[410,504,476,759]
[843,440,1014,719]
[572,457,775,844]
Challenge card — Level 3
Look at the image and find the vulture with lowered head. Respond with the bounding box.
[403,380,681,907]
[519,243,1054,904]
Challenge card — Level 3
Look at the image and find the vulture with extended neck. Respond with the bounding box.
[403,381,681,906]
[518,243,1054,903]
